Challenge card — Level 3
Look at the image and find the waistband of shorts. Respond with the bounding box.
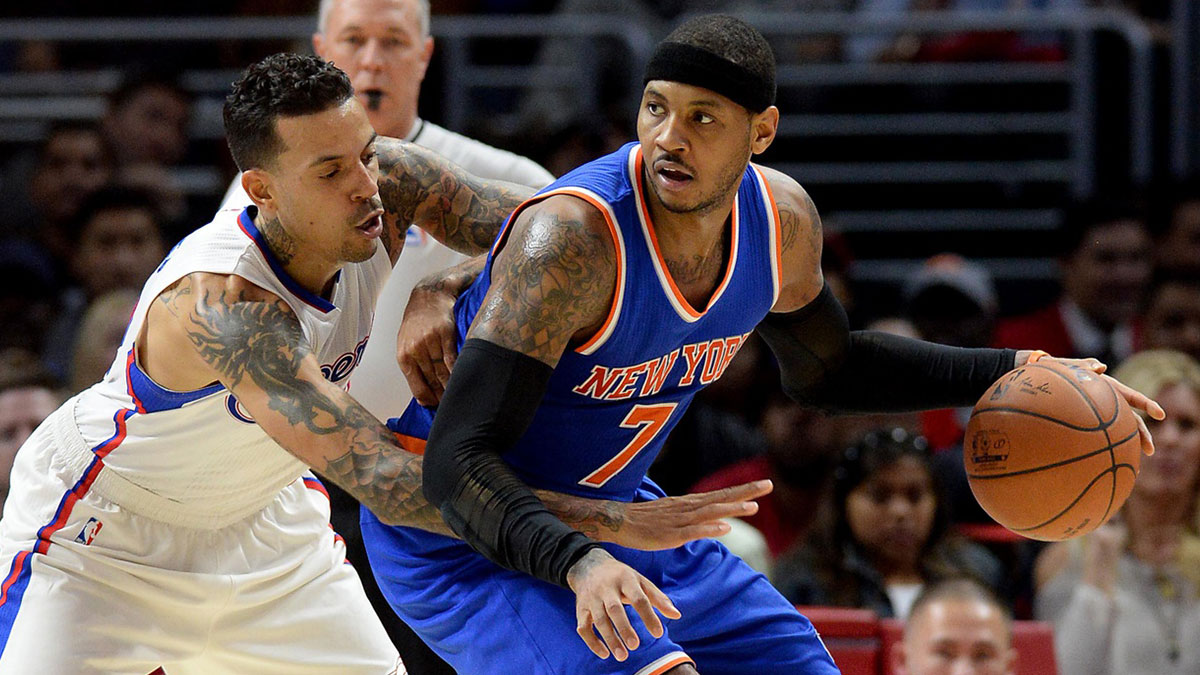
[50,398,287,530]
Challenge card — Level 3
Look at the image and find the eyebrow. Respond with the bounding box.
[309,132,379,169]
[336,24,406,35]
[644,86,723,110]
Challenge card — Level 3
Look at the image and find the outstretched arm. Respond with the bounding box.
[753,165,1018,413]
[754,167,1162,445]
[374,138,535,262]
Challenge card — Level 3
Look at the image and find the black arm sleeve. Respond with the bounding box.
[757,283,1019,413]
[421,338,600,588]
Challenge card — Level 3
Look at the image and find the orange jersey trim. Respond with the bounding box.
[394,432,427,456]
[486,187,626,355]
[632,147,739,323]
[753,165,785,305]
[635,652,695,675]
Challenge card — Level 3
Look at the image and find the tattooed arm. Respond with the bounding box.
[374,138,535,263]
[152,272,449,531]
[143,271,755,544]
[752,166,1020,413]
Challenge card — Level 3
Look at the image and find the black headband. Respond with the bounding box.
[643,41,775,113]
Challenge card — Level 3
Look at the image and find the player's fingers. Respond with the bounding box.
[1110,377,1166,420]
[1134,410,1155,456]
[440,327,458,371]
[641,576,681,620]
[575,609,611,660]
[594,606,629,662]
[691,479,773,506]
[686,501,759,523]
[397,356,437,407]
[627,581,665,639]
[431,358,451,390]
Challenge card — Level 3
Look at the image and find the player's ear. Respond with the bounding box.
[312,31,326,59]
[750,106,779,155]
[242,169,275,211]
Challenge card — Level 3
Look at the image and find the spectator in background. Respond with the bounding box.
[772,427,1004,619]
[42,187,165,382]
[1035,349,1200,675]
[0,356,62,518]
[847,0,1085,63]
[102,67,192,169]
[1140,271,1200,362]
[993,197,1152,364]
[0,241,59,363]
[1155,182,1200,277]
[891,577,1017,675]
[68,290,139,394]
[16,121,113,269]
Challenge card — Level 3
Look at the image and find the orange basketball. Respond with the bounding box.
[964,360,1141,541]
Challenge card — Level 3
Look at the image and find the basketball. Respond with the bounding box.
[964,360,1141,541]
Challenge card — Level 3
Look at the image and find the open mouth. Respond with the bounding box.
[362,89,384,111]
[357,210,384,237]
[654,160,694,187]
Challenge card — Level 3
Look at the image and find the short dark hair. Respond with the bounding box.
[223,53,354,171]
[1056,194,1147,258]
[661,14,776,97]
[108,65,191,109]
[906,577,1012,641]
[70,186,163,239]
[37,120,108,159]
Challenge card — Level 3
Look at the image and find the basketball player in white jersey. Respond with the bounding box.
[217,3,555,670]
[0,53,763,674]
[220,0,555,414]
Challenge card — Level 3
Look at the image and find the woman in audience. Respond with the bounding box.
[772,427,1004,619]
[1035,349,1200,675]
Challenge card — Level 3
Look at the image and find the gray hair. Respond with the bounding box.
[316,0,430,37]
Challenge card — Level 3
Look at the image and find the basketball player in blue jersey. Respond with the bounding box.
[365,14,1165,675]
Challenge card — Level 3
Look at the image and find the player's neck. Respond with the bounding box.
[255,211,341,300]
[644,186,733,261]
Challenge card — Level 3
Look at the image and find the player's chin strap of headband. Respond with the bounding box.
[643,41,775,113]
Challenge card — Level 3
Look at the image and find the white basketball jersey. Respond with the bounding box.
[70,205,392,529]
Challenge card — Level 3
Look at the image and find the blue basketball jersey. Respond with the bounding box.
[397,142,783,501]
[369,143,839,674]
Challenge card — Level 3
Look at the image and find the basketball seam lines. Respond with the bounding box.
[966,427,1139,480]
[1007,462,1138,532]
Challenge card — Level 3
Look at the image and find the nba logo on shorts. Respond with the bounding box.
[75,517,103,546]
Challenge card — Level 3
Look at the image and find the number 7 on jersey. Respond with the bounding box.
[578,403,678,488]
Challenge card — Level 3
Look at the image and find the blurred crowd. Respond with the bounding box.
[2,1,1200,673]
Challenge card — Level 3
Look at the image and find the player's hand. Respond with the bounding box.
[396,284,458,406]
[566,548,681,661]
[1021,352,1165,456]
[613,480,773,550]
[535,480,772,551]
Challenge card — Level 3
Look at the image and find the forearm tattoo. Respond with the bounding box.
[535,490,625,541]
[469,209,616,364]
[376,138,533,257]
[175,278,448,532]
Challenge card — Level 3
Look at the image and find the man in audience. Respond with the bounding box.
[0,359,61,518]
[1141,271,1200,362]
[43,186,166,382]
[892,577,1017,675]
[994,197,1152,364]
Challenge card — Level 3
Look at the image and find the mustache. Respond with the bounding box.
[356,198,383,222]
[655,153,695,174]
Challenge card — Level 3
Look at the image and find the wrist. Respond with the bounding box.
[1015,349,1050,368]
